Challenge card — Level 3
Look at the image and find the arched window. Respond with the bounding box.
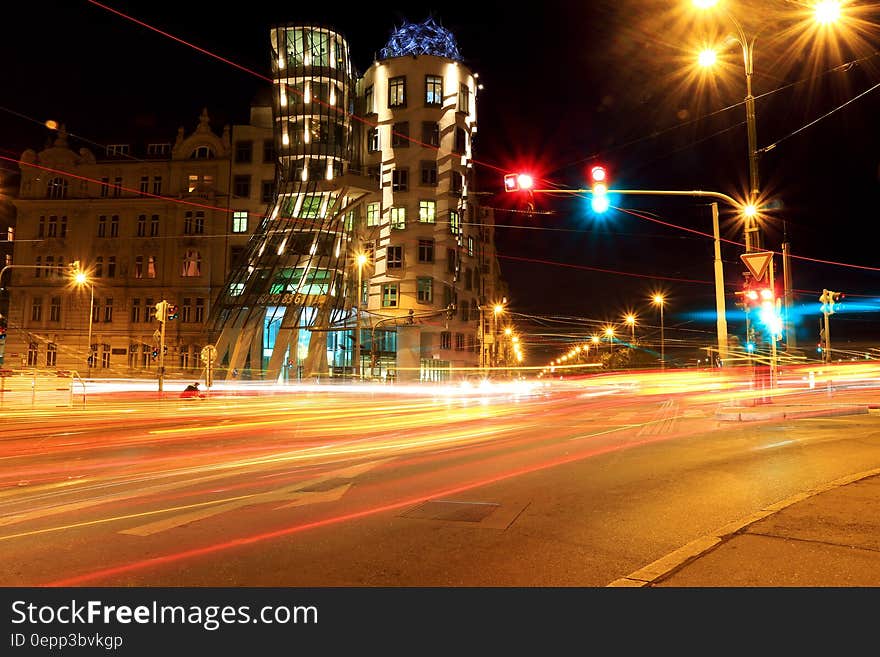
[181,250,202,277]
[190,146,214,159]
[46,177,68,199]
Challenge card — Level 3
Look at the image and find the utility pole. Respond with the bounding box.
[156,300,168,393]
[710,203,729,364]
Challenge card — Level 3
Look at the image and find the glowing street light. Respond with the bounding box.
[72,266,95,379]
[652,294,666,371]
[624,313,637,343]
[815,0,841,25]
[353,252,368,379]
[697,48,718,67]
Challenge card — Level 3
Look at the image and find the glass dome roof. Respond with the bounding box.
[378,16,463,61]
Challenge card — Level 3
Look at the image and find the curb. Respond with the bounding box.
[714,404,868,422]
[607,467,880,587]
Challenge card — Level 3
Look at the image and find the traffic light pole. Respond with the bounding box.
[823,309,832,365]
[156,300,167,393]
[530,188,738,365]
[768,258,778,388]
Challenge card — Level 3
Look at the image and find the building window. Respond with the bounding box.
[46,343,57,367]
[230,246,245,268]
[31,297,42,322]
[388,76,406,108]
[110,215,119,238]
[449,210,461,236]
[113,177,122,197]
[182,298,192,323]
[392,122,409,148]
[181,250,201,277]
[139,176,149,195]
[147,298,155,322]
[367,127,380,153]
[233,175,251,198]
[107,144,129,156]
[187,175,199,193]
[451,172,464,197]
[191,146,213,159]
[467,236,475,257]
[458,83,470,113]
[47,177,68,199]
[366,202,381,227]
[46,216,57,238]
[455,333,465,351]
[263,139,274,163]
[382,284,399,308]
[101,344,111,369]
[97,215,106,238]
[151,176,162,195]
[232,211,248,233]
[107,255,116,278]
[392,168,408,192]
[94,256,103,278]
[195,298,205,323]
[422,122,440,148]
[261,180,275,204]
[49,296,61,322]
[417,277,433,303]
[103,298,113,323]
[386,245,403,270]
[390,207,406,230]
[426,75,443,106]
[100,177,110,198]
[137,215,146,237]
[34,256,41,278]
[38,217,45,238]
[27,342,38,366]
[131,298,141,323]
[418,239,435,263]
[454,128,467,155]
[147,143,170,156]
[420,161,437,186]
[184,211,205,235]
[150,215,160,237]
[147,256,157,278]
[235,140,253,163]
[364,85,374,114]
[60,216,67,238]
[419,200,436,223]
[441,331,452,350]
[447,248,458,274]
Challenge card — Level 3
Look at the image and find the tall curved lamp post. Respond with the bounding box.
[73,270,94,379]
[652,294,666,371]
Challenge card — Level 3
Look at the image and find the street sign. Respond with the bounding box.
[200,344,218,363]
[740,251,773,281]
[152,329,161,342]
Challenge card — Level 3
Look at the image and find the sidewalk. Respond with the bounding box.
[610,401,880,587]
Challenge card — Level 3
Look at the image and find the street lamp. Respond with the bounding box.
[73,268,95,379]
[692,0,843,252]
[604,326,615,354]
[623,313,637,343]
[652,294,666,371]
[353,252,367,380]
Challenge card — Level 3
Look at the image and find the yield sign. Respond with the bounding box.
[740,251,773,281]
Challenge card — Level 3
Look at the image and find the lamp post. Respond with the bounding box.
[491,303,505,370]
[653,294,666,371]
[624,314,636,344]
[354,252,367,380]
[604,326,615,355]
[74,272,95,379]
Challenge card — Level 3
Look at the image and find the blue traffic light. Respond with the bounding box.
[745,342,756,352]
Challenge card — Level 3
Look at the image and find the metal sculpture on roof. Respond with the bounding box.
[379,16,463,61]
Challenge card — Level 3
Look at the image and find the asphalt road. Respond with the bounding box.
[2,368,879,586]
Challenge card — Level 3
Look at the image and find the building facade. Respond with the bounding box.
[4,17,506,381]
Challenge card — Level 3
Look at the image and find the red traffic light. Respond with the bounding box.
[590,165,607,183]
[503,173,534,192]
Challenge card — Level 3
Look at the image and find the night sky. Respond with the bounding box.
[4,0,879,364]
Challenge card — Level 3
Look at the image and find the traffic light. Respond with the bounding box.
[589,165,610,213]
[155,300,168,323]
[820,289,844,314]
[151,347,159,360]
[503,173,534,192]
[167,304,179,321]
[0,325,6,341]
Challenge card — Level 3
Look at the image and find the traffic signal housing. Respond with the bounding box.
[820,289,844,314]
[589,165,609,213]
[167,304,179,321]
[503,173,534,192]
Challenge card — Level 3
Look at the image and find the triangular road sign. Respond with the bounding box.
[740,251,773,281]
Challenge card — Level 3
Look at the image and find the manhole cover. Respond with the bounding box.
[401,500,499,523]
